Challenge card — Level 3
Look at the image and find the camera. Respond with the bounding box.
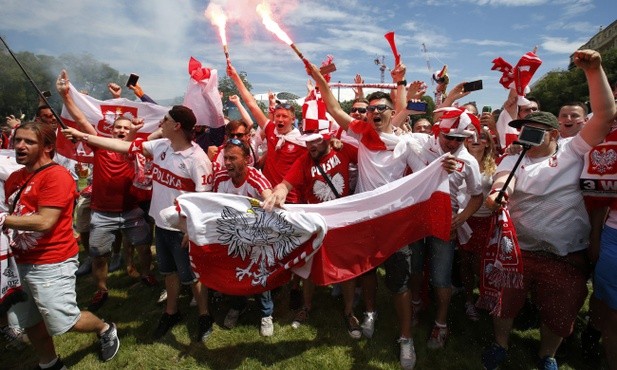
[516,125,546,147]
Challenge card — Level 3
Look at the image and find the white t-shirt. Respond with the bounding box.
[348,129,426,193]
[497,134,592,255]
[142,139,213,230]
[411,134,483,212]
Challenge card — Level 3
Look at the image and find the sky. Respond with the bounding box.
[0,0,615,110]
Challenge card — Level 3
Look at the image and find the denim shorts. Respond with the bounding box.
[89,207,152,257]
[410,236,455,288]
[384,244,414,293]
[155,226,197,284]
[9,255,81,335]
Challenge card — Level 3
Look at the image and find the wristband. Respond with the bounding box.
[397,80,407,86]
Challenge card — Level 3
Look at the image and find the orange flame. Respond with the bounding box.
[205,3,227,46]
[256,3,293,45]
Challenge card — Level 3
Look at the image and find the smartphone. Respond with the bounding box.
[463,80,483,92]
[126,73,139,87]
[319,63,337,75]
[406,101,428,113]
[482,105,492,114]
[42,90,52,98]
[516,125,546,147]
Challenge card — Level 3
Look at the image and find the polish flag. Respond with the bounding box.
[58,83,169,163]
[173,155,451,294]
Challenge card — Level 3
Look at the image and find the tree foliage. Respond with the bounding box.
[0,49,134,120]
[530,48,617,115]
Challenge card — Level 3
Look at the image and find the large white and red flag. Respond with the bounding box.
[57,83,169,163]
[173,156,451,295]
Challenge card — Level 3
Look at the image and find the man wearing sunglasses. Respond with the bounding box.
[210,120,259,172]
[307,61,443,370]
[226,63,306,204]
[349,99,369,122]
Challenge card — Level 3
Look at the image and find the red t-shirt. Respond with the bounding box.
[5,165,78,264]
[262,122,306,203]
[90,146,137,212]
[285,144,358,204]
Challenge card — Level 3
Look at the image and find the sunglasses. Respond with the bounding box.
[350,107,367,114]
[366,104,392,113]
[229,132,246,139]
[275,103,293,110]
[227,138,245,147]
[443,135,466,142]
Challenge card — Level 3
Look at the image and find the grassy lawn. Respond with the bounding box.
[1,255,606,369]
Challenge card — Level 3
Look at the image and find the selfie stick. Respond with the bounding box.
[0,36,68,129]
[495,143,531,204]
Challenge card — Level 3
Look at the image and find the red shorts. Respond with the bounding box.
[460,215,491,254]
[498,250,589,338]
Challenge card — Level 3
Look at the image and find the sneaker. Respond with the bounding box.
[361,311,377,338]
[1,325,28,350]
[398,337,417,370]
[34,358,66,370]
[197,314,214,342]
[152,311,181,339]
[427,324,448,349]
[537,356,558,370]
[75,256,92,277]
[345,314,362,340]
[465,302,480,322]
[481,343,507,370]
[224,309,242,329]
[99,322,120,362]
[260,316,274,337]
[141,274,158,287]
[157,289,168,304]
[108,253,123,273]
[88,289,109,312]
[291,306,309,329]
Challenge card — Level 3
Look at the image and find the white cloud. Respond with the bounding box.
[540,36,587,54]
[465,0,547,6]
[459,39,522,47]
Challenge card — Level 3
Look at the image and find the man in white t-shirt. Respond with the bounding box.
[62,105,216,343]
[482,49,616,370]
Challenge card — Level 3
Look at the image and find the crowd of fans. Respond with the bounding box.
[1,48,616,370]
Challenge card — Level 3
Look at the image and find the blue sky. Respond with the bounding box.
[0,0,614,110]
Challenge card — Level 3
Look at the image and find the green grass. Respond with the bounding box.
[1,258,606,369]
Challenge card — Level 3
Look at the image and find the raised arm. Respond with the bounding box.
[576,49,617,147]
[226,63,268,129]
[305,62,353,130]
[61,126,134,154]
[56,70,98,136]
[229,95,254,127]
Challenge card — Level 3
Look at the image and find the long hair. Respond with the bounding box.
[14,121,57,158]
[480,127,497,176]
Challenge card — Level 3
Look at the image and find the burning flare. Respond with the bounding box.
[205,3,229,60]
[256,3,293,45]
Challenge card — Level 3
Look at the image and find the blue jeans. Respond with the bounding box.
[229,291,274,317]
[410,237,455,288]
[154,226,196,284]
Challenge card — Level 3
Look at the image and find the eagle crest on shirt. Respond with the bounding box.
[590,148,617,174]
[216,201,304,287]
[312,173,344,202]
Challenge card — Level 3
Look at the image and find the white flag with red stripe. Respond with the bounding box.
[57,83,169,163]
[173,155,451,294]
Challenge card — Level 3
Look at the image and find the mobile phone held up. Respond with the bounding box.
[516,125,546,147]
[42,90,52,98]
[126,73,139,87]
[463,80,483,92]
[482,105,492,114]
[406,100,428,113]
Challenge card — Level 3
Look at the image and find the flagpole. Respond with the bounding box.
[495,144,530,204]
[0,36,68,130]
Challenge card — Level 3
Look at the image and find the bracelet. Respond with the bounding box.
[397,80,407,86]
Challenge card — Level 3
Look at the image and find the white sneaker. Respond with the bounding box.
[1,325,29,350]
[398,337,417,370]
[224,309,241,329]
[157,289,168,304]
[361,311,377,338]
[260,316,274,337]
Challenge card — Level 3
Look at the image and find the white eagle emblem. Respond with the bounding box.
[498,236,514,260]
[312,173,345,202]
[215,204,304,287]
[590,149,617,174]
